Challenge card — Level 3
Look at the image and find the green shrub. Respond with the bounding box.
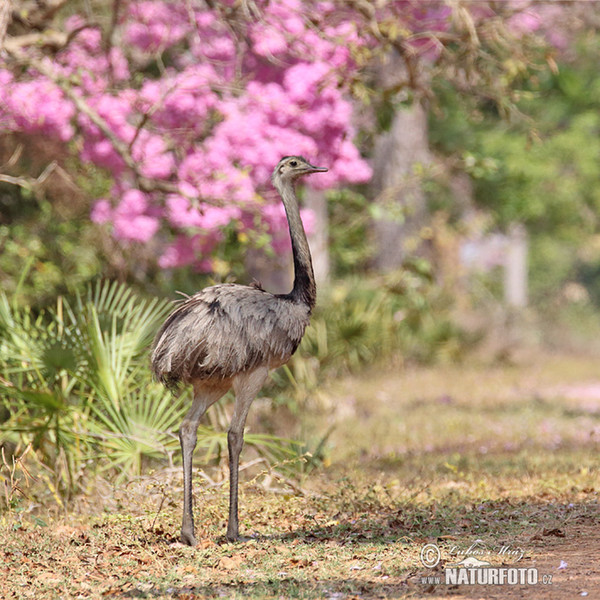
[0,267,470,507]
[0,281,304,505]
[0,281,177,497]
[267,263,468,405]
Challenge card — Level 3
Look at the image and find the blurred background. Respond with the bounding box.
[1,0,600,507]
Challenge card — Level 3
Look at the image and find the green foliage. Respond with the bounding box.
[0,281,176,495]
[327,188,373,275]
[429,34,600,307]
[472,113,600,236]
[0,179,104,309]
[267,264,469,406]
[0,279,325,504]
[438,36,600,226]
[575,235,600,306]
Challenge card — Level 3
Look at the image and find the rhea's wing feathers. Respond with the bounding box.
[151,284,310,386]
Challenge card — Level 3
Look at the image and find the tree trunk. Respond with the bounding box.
[304,186,329,287]
[371,102,431,271]
[0,0,11,48]
[245,246,292,295]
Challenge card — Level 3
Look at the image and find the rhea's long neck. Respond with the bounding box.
[277,179,317,310]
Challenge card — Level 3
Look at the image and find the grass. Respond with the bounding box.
[1,352,599,599]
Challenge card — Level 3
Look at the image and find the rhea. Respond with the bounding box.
[151,156,327,545]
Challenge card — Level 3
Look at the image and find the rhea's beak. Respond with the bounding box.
[306,164,328,173]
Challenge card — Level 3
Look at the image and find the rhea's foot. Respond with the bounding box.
[180,528,197,547]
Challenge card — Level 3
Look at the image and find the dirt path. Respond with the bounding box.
[413,519,598,599]
[318,356,600,599]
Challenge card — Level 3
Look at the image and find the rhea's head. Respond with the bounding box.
[271,156,327,186]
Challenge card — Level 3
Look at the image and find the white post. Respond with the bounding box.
[504,223,528,308]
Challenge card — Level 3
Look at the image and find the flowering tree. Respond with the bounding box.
[2,0,370,271]
[0,0,572,273]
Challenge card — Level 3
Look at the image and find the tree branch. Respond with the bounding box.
[11,0,68,30]
[0,173,34,191]
[5,46,179,195]
[0,160,81,197]
[103,0,123,85]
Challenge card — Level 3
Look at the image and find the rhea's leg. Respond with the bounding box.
[179,383,227,546]
[226,367,268,542]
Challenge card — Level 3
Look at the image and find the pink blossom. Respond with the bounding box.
[133,133,175,179]
[507,2,568,49]
[114,214,160,242]
[124,1,189,52]
[251,27,288,57]
[508,10,541,34]
[91,199,112,224]
[165,195,204,229]
[158,234,218,270]
[1,0,521,272]
[158,235,198,269]
[109,48,130,81]
[112,189,160,242]
[64,15,85,31]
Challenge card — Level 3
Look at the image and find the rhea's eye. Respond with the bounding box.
[289,160,298,167]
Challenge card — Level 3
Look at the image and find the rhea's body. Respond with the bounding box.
[152,283,311,385]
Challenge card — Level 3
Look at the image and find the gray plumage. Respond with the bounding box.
[151,156,327,545]
[152,283,310,384]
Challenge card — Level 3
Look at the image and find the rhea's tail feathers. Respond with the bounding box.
[151,327,186,392]
[151,352,178,392]
[150,299,197,391]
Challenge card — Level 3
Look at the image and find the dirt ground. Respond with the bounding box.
[319,354,600,600]
[414,519,598,599]
[2,504,596,599]
[1,354,599,599]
